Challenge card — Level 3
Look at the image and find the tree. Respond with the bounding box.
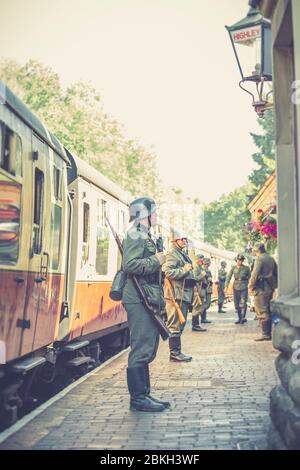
[249,110,275,192]
[204,184,253,252]
[0,59,161,199]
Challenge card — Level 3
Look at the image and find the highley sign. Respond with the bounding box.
[232,26,261,44]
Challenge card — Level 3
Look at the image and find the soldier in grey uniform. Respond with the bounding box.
[191,254,207,332]
[249,242,278,341]
[122,197,170,412]
[201,257,213,324]
[217,261,227,313]
[225,254,251,324]
[162,231,197,361]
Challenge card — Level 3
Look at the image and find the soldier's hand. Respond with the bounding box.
[155,252,166,265]
[184,263,193,272]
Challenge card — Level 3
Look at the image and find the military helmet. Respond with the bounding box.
[196,253,204,260]
[129,197,157,222]
[204,257,211,263]
[171,228,188,241]
[221,261,227,267]
[235,253,245,261]
[253,242,266,253]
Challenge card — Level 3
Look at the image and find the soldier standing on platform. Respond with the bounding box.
[201,257,213,324]
[191,254,207,332]
[249,242,278,341]
[225,254,251,324]
[122,197,170,412]
[162,231,197,362]
[217,261,227,313]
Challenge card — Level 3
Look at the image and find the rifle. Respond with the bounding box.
[165,278,186,325]
[105,216,170,341]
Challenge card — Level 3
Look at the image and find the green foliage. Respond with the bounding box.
[249,110,275,192]
[0,59,161,199]
[204,185,253,252]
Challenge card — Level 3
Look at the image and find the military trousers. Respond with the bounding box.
[201,293,211,321]
[218,285,225,305]
[253,291,273,322]
[233,288,248,314]
[192,293,206,318]
[124,302,159,369]
[166,300,190,337]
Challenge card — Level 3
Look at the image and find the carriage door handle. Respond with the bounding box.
[35,251,49,283]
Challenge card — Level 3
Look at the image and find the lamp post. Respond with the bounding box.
[226,5,273,117]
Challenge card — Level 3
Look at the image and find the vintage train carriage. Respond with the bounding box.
[62,151,129,345]
[0,86,69,366]
[0,86,129,428]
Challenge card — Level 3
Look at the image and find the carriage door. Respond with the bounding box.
[20,134,50,355]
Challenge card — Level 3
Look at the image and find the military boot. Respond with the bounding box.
[201,310,212,324]
[127,367,165,412]
[218,303,225,313]
[144,364,170,408]
[240,307,247,324]
[254,320,272,341]
[192,316,207,332]
[169,336,192,362]
[235,310,242,324]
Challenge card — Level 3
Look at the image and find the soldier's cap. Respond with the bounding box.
[253,242,266,253]
[221,261,227,266]
[196,254,204,260]
[204,257,211,263]
[235,254,245,261]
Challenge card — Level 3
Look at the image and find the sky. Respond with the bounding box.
[0,0,261,203]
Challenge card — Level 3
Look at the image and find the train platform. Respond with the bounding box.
[0,303,279,451]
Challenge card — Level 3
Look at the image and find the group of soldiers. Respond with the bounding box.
[121,196,278,412]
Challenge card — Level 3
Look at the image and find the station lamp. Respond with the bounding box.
[226,5,273,117]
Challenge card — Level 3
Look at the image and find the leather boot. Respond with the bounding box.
[255,319,272,341]
[235,310,242,324]
[192,316,207,332]
[218,303,225,313]
[240,307,247,324]
[144,364,170,408]
[169,336,192,362]
[127,367,165,411]
[201,310,212,324]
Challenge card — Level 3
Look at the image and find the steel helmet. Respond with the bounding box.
[235,253,245,261]
[253,242,266,253]
[221,261,227,267]
[129,197,157,222]
[171,229,188,241]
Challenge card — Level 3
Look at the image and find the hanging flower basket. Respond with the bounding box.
[244,207,277,254]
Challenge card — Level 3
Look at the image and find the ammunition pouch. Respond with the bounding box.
[142,272,161,285]
[184,275,197,288]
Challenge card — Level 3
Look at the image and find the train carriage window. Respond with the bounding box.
[0,123,3,167]
[82,202,90,264]
[96,198,109,275]
[0,175,21,265]
[52,154,63,201]
[32,169,44,255]
[50,204,62,270]
[0,123,22,177]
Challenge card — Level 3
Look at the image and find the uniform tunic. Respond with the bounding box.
[248,253,278,322]
[162,245,195,336]
[226,264,251,314]
[217,267,227,305]
[122,223,162,368]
